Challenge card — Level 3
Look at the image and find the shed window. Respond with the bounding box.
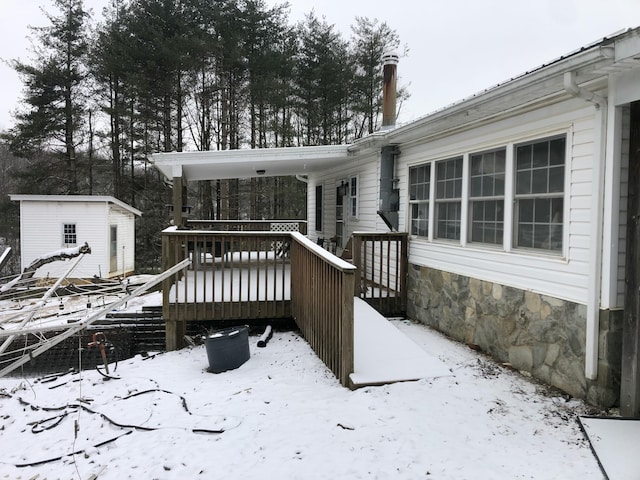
[469,149,505,245]
[409,164,430,237]
[435,157,463,240]
[63,224,77,247]
[514,136,565,251]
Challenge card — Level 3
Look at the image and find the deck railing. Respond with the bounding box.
[162,228,293,349]
[161,226,406,388]
[351,232,408,316]
[186,219,307,235]
[290,232,356,387]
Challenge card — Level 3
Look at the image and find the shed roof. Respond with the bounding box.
[9,195,142,216]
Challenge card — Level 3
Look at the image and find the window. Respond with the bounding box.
[514,136,565,251]
[63,223,77,246]
[315,185,323,231]
[469,149,505,244]
[409,164,430,237]
[349,176,358,218]
[435,157,463,240]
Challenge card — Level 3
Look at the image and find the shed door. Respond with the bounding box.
[109,225,118,273]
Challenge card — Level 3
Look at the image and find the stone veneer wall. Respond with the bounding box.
[407,264,622,408]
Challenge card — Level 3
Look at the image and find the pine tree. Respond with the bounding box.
[8,0,90,194]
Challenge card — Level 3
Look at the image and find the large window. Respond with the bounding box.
[63,223,77,247]
[409,164,430,237]
[435,157,463,240]
[469,149,505,245]
[408,133,566,255]
[514,136,565,251]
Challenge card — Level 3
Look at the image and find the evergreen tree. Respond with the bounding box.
[8,0,90,194]
[295,13,353,145]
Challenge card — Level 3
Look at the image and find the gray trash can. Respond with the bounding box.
[205,325,250,373]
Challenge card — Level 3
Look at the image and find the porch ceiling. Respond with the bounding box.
[150,145,352,181]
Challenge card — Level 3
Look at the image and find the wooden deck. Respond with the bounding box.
[161,224,407,388]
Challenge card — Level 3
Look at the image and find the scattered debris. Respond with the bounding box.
[0,243,91,296]
[0,258,190,377]
[257,325,273,348]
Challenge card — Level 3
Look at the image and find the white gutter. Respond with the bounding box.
[563,71,608,380]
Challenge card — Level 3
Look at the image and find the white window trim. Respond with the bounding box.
[62,223,77,248]
[406,127,570,258]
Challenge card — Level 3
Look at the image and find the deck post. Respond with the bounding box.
[352,234,362,297]
[341,269,355,388]
[400,232,408,313]
[172,170,184,228]
[166,319,186,351]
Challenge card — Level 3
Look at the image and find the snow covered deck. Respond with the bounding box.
[169,265,291,303]
[162,228,409,388]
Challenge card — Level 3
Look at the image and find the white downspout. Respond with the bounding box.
[563,71,608,380]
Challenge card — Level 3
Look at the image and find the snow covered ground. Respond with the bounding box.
[0,317,604,479]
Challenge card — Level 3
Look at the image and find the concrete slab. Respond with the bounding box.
[580,416,640,480]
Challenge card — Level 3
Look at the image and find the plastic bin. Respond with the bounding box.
[205,325,250,373]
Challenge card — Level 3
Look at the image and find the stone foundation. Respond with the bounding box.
[407,264,622,408]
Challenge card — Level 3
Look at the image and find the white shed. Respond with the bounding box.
[10,195,142,279]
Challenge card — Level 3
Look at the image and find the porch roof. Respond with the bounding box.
[150,144,353,181]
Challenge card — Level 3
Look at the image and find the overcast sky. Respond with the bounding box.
[0,0,639,132]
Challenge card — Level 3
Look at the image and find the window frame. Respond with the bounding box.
[434,156,463,241]
[468,148,506,246]
[62,223,77,247]
[408,163,431,238]
[348,175,359,219]
[513,135,566,253]
[406,130,568,257]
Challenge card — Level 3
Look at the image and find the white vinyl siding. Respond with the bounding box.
[17,199,138,279]
[397,99,596,305]
[20,201,107,278]
[306,154,379,248]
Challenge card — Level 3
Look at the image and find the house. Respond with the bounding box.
[151,27,640,412]
[10,195,142,279]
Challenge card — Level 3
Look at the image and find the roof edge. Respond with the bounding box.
[9,194,143,216]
